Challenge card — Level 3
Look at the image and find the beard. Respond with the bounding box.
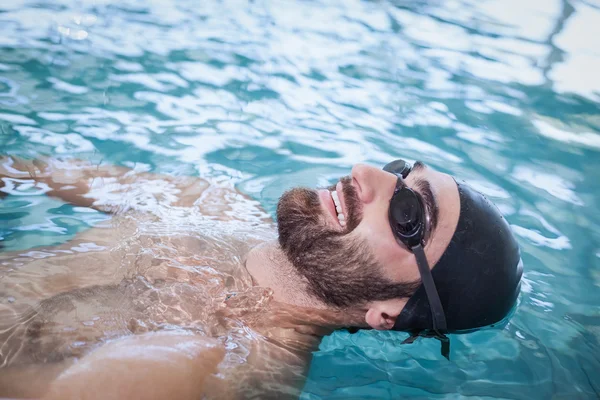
[276,177,419,308]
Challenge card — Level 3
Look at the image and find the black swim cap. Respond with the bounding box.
[393,181,523,333]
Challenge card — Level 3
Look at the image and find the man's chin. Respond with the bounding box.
[276,188,320,222]
[277,188,329,253]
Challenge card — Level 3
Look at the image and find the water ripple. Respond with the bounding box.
[1,0,599,398]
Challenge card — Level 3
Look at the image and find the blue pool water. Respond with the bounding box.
[1,0,600,398]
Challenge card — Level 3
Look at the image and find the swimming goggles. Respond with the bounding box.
[383,159,450,359]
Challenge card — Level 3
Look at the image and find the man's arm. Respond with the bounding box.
[0,156,210,212]
[0,156,273,224]
[42,331,225,400]
[0,331,225,400]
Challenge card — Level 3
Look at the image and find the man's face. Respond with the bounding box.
[277,162,460,309]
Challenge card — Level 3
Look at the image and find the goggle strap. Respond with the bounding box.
[439,334,450,360]
[401,330,451,360]
[412,244,448,331]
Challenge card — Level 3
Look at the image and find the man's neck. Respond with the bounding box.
[245,240,368,330]
[245,240,324,309]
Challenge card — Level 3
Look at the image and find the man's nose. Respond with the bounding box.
[351,163,387,205]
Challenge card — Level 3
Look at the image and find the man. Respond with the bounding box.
[0,156,522,399]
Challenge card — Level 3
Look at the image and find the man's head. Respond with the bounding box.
[276,161,522,333]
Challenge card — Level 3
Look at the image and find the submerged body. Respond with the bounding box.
[0,157,340,399]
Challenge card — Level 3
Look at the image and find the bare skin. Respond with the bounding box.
[0,156,364,399]
[43,331,226,400]
[0,155,461,399]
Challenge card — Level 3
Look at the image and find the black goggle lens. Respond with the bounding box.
[383,160,425,247]
[390,187,422,234]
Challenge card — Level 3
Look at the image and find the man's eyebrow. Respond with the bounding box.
[413,160,427,173]
[413,176,439,234]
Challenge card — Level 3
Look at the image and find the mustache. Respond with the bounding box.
[325,176,362,232]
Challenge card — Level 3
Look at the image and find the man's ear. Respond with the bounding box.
[365,298,407,330]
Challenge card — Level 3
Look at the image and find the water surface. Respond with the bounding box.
[1,0,599,398]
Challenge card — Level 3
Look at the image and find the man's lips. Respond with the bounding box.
[318,189,339,225]
[336,181,347,219]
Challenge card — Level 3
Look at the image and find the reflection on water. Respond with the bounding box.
[0,0,599,398]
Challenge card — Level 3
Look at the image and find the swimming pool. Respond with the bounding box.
[1,0,599,398]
